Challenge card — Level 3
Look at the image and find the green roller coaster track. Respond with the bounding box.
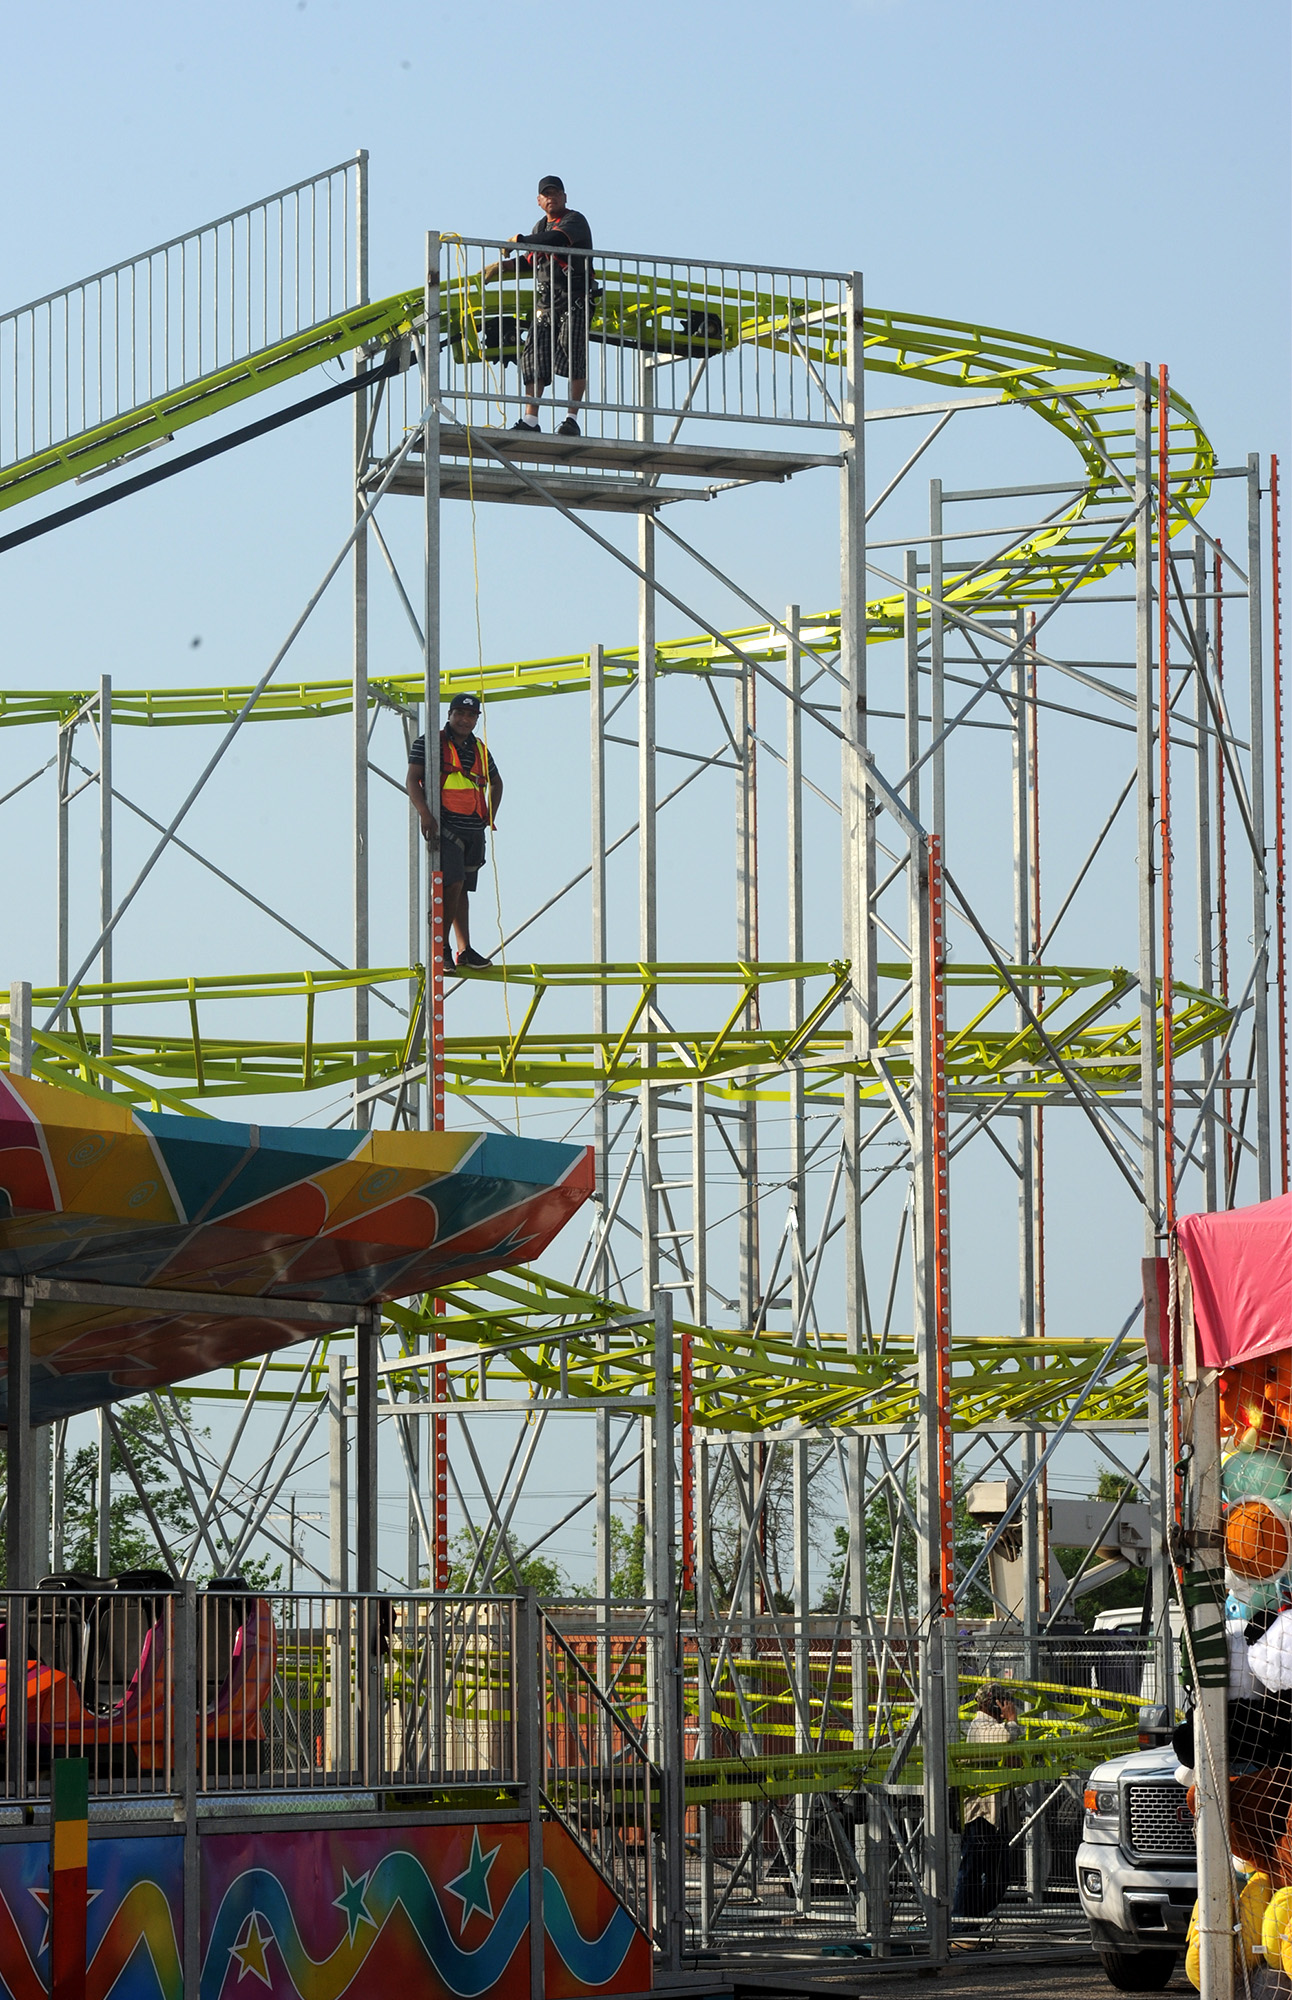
[165,1252,1149,1435]
[0,258,1198,1441]
[0,266,1210,727]
[0,247,1193,1804]
[0,961,1228,1116]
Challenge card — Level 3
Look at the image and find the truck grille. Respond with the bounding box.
[1125,1781,1195,1858]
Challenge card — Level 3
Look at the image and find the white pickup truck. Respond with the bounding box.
[1076,1741,1195,1991]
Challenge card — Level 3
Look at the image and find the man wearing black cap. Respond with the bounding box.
[405,695,503,970]
[484,177,593,436]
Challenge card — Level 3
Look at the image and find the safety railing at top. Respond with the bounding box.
[0,159,361,483]
[373,236,852,460]
[0,1586,520,1803]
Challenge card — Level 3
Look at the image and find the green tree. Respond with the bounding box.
[604,1514,644,1599]
[58,1399,200,1577]
[1051,1472,1147,1629]
[815,1476,993,1619]
[0,1397,283,1587]
[445,1526,568,1597]
[704,1441,838,1614]
[0,1398,198,1584]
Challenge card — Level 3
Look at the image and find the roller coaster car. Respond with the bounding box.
[0,1575,276,1777]
[451,313,529,365]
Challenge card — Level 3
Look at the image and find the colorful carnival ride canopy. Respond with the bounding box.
[1177,1194,1292,1371]
[0,1074,593,1425]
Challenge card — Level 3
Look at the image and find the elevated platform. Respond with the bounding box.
[375,430,842,513]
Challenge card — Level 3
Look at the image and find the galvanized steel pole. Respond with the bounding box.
[98,674,112,1068]
[1136,371,1174,1688]
[1247,452,1271,1200]
[352,150,370,1127]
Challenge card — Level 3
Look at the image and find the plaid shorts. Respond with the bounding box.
[522,304,588,387]
[437,821,486,891]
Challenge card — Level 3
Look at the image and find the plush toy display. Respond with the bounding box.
[1181,1370,1292,1984]
[1169,1193,1292,1986]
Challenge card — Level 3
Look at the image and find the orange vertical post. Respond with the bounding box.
[1157,366,1176,1230]
[680,1328,694,1596]
[428,869,446,1134]
[428,869,448,1585]
[1215,542,1234,1198]
[1271,455,1287,1193]
[928,835,954,1615]
[432,1345,448,1588]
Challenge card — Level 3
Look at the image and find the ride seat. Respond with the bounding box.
[82,1569,175,1709]
[201,1578,256,1706]
[31,1575,101,1679]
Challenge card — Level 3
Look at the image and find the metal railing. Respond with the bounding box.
[372,236,851,465]
[540,1612,656,1939]
[257,1591,518,1794]
[672,1620,1164,1943]
[0,158,360,473]
[0,1587,519,1803]
[2,1584,180,1799]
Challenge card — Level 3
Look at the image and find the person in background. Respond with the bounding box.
[482,176,593,436]
[405,694,502,970]
[952,1681,1021,1948]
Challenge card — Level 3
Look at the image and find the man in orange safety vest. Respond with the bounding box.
[405,693,503,970]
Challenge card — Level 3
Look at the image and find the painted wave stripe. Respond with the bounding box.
[199,1853,636,1999]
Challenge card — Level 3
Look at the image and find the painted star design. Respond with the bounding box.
[29,1885,101,1955]
[229,1912,273,1987]
[445,1829,500,1932]
[332,1867,375,1945]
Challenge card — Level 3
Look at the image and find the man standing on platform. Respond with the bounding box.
[483,176,594,436]
[406,694,502,970]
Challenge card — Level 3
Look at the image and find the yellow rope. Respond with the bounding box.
[446,237,522,1134]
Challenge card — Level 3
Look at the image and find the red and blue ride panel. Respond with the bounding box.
[0,1075,593,1424]
[0,1818,651,1999]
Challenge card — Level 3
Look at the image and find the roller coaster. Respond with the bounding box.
[0,153,1283,1962]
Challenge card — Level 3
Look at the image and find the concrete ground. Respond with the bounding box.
[679,1949,1292,1997]
[668,1947,1197,1997]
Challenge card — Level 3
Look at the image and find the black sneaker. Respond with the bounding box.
[457,947,492,969]
[510,417,540,432]
[440,945,455,971]
[557,416,581,436]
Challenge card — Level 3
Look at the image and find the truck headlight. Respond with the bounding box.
[1083,1785,1119,1833]
[1081,1868,1104,1898]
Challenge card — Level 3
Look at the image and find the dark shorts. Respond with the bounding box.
[522,304,588,388]
[439,821,486,891]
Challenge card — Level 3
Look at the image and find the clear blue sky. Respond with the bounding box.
[5,0,1286,440]
[2,1,1288,1584]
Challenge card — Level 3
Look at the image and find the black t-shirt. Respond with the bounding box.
[409,730,501,832]
[514,209,594,309]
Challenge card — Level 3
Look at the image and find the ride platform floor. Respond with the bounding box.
[378,430,843,510]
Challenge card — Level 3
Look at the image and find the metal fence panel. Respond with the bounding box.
[0,1588,520,1803]
[0,160,358,474]
[370,237,849,471]
[540,1612,656,1941]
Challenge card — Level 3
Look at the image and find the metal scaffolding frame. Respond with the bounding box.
[0,163,1284,1967]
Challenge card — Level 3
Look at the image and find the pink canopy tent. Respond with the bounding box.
[1176,1193,1292,1370]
